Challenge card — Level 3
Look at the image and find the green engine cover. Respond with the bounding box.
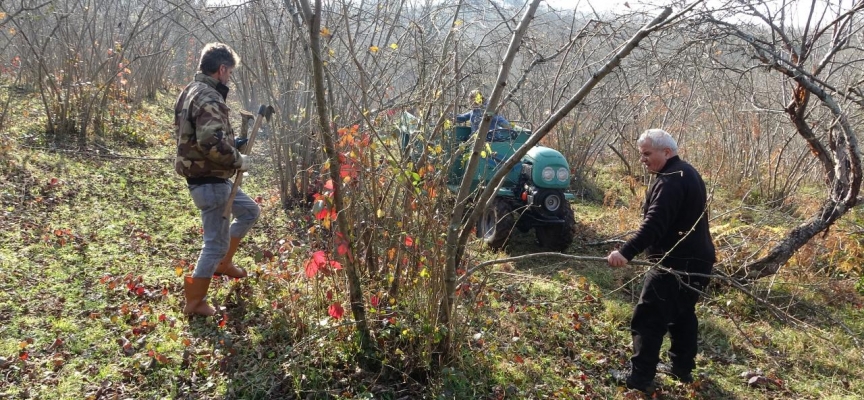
[523,147,571,189]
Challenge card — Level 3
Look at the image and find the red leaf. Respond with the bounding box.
[340,163,358,179]
[315,206,331,221]
[514,355,524,364]
[305,251,327,278]
[370,295,380,307]
[312,251,328,265]
[328,260,343,270]
[324,179,334,191]
[328,303,344,319]
[326,290,333,301]
[218,314,227,327]
[304,257,320,278]
[404,235,414,247]
[19,351,28,361]
[158,314,166,322]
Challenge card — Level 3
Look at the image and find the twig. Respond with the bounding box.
[584,238,626,246]
[607,143,632,177]
[457,252,652,284]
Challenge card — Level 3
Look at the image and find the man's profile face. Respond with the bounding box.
[638,139,671,173]
[216,64,234,85]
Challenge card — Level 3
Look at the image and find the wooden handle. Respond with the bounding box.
[222,106,268,219]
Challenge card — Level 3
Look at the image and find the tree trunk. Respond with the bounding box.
[297,0,380,370]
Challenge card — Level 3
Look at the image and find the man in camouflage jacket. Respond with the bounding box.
[174,42,259,317]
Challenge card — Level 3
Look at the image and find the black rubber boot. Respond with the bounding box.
[610,369,656,394]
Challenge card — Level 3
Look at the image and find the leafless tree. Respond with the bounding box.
[693,0,864,280]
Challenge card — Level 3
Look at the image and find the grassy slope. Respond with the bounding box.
[1,90,864,399]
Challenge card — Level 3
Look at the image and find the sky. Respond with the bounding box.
[207,0,849,25]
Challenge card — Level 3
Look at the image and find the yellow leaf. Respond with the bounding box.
[389,43,398,50]
[328,49,335,57]
[175,266,183,277]
[0,12,6,19]
[455,19,463,26]
[419,268,429,278]
[321,27,331,37]
[377,209,384,218]
[369,45,379,53]
[322,218,331,230]
[480,150,487,158]
[444,120,452,129]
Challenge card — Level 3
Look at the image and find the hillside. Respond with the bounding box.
[1,90,864,399]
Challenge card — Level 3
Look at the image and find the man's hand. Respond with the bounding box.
[238,154,252,172]
[235,138,249,153]
[607,251,628,267]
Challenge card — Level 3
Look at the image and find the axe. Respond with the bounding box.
[238,109,255,139]
[223,104,275,219]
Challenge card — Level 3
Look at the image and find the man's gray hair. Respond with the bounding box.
[638,129,678,153]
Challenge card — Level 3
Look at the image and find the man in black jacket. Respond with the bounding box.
[607,129,716,393]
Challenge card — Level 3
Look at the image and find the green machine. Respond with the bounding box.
[399,113,575,251]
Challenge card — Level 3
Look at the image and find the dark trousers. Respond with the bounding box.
[630,268,709,379]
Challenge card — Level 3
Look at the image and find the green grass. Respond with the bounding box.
[1,90,864,399]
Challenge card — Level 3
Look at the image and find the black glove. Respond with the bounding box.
[235,138,249,153]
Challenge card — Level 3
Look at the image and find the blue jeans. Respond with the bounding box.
[188,181,260,278]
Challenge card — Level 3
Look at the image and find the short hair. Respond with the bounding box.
[638,129,678,153]
[198,43,240,75]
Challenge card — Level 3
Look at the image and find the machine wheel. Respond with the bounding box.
[535,203,575,251]
[477,198,515,250]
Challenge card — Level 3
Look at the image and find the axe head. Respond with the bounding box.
[257,104,275,122]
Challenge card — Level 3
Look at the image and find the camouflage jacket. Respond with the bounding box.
[174,73,241,179]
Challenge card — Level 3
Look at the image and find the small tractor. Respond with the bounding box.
[399,113,576,251]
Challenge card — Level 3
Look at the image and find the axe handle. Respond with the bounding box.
[222,111,266,220]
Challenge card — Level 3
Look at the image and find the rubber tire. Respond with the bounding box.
[477,198,515,250]
[535,203,575,251]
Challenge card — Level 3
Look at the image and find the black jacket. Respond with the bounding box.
[619,156,716,273]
